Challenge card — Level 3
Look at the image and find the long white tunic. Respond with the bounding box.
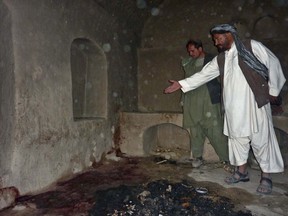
[179,40,286,138]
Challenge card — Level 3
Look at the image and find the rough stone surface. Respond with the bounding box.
[0,187,19,211]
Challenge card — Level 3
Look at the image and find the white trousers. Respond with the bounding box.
[228,105,284,173]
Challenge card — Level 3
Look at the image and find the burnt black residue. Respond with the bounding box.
[89,179,252,216]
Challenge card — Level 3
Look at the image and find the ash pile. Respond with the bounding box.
[89,180,252,216]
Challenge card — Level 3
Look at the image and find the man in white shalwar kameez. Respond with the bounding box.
[164,24,286,195]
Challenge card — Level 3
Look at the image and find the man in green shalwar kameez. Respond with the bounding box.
[181,39,230,169]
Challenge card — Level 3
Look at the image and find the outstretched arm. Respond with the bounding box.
[164,80,182,94]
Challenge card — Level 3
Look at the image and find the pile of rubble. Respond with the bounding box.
[90,180,252,216]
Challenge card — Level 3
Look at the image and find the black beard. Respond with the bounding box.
[217,46,228,53]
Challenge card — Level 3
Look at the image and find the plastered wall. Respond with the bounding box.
[0,0,138,194]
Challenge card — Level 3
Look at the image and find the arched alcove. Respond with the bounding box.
[143,123,190,158]
[253,15,280,39]
[70,38,107,120]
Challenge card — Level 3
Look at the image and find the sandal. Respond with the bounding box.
[225,170,249,184]
[256,177,272,195]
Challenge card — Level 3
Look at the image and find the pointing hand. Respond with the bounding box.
[164,80,182,94]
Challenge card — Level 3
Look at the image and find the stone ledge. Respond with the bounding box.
[119,112,219,161]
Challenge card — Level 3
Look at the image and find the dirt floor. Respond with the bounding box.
[0,156,287,216]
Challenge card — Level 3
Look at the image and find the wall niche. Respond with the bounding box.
[70,38,108,120]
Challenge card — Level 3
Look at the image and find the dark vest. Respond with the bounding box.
[217,40,270,108]
[204,54,221,104]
